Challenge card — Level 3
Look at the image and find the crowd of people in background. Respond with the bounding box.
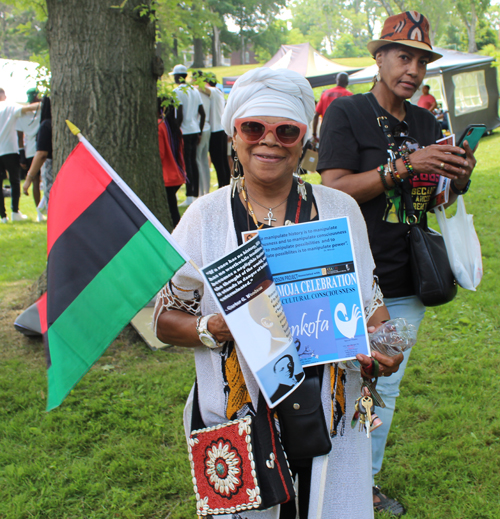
[0,87,53,224]
[164,65,231,212]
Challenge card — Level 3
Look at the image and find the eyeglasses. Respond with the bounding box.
[234,117,307,147]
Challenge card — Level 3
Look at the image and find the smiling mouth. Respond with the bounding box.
[254,153,285,160]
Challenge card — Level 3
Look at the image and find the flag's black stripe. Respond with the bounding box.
[47,181,147,326]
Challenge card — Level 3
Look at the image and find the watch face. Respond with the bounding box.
[200,333,216,348]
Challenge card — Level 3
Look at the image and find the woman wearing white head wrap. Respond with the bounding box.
[221,67,316,139]
[154,67,401,519]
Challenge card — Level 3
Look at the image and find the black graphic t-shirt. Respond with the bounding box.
[317,94,442,297]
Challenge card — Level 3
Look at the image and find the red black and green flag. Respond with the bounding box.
[42,131,188,411]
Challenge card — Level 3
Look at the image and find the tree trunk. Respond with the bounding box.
[212,24,221,67]
[173,37,179,59]
[45,0,172,231]
[467,2,478,53]
[240,33,246,64]
[192,37,205,68]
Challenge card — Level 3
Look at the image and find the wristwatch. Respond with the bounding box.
[450,179,471,195]
[196,314,223,349]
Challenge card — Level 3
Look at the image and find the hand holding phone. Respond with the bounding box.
[457,124,486,151]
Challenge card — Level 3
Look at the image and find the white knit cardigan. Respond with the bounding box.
[158,184,375,519]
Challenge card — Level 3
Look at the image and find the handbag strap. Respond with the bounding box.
[191,378,267,432]
[400,180,417,225]
[365,92,397,152]
[365,92,417,224]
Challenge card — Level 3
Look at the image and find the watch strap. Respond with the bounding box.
[450,179,471,195]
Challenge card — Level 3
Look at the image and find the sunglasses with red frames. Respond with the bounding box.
[234,117,307,147]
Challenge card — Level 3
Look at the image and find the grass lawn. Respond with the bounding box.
[1,129,500,518]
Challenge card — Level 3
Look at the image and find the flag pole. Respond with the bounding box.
[64,120,201,274]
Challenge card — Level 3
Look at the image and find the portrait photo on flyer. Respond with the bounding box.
[200,235,304,408]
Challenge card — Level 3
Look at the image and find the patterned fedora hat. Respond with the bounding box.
[368,11,442,63]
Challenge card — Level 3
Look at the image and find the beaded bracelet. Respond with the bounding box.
[384,161,398,186]
[377,165,390,190]
[389,160,403,183]
[401,152,415,178]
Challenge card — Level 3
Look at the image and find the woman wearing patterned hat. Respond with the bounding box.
[154,66,403,518]
[317,11,478,516]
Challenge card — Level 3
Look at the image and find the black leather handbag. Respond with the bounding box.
[276,366,332,461]
[401,184,457,306]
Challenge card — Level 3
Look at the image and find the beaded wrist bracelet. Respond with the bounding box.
[385,161,398,185]
[391,161,403,183]
[401,152,415,178]
[377,165,390,190]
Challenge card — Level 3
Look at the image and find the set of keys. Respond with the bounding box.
[352,394,382,438]
[351,358,384,438]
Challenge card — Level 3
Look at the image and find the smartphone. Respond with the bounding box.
[457,124,486,151]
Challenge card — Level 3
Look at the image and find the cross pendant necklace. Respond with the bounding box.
[247,191,288,227]
[265,210,277,226]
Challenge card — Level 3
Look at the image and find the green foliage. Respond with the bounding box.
[289,0,383,57]
[478,43,500,67]
[331,33,371,58]
[0,1,48,61]
[253,19,289,63]
[476,17,499,49]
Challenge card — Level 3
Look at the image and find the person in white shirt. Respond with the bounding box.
[171,64,205,207]
[16,89,43,221]
[192,70,212,197]
[0,87,40,223]
[206,73,230,188]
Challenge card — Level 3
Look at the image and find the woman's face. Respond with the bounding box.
[232,116,303,188]
[376,45,430,100]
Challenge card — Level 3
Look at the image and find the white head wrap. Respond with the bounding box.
[221,68,316,140]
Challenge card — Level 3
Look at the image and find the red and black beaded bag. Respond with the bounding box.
[187,383,295,516]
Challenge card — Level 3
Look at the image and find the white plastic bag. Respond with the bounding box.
[433,196,483,291]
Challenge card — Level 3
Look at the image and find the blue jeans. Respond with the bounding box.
[372,295,426,482]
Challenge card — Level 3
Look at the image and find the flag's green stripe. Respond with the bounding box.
[46,220,185,411]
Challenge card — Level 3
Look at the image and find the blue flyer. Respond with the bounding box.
[245,218,370,366]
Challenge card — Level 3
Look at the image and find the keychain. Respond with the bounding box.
[351,359,384,435]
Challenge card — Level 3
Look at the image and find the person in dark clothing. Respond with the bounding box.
[23,96,52,217]
[171,64,205,206]
[158,97,186,227]
[317,12,478,516]
[206,73,231,188]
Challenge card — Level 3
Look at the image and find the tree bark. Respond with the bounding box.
[192,37,205,68]
[173,37,179,59]
[45,0,172,231]
[212,24,221,67]
[240,33,246,64]
[468,2,478,53]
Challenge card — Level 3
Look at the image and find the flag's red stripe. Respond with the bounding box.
[37,292,48,334]
[47,142,112,255]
